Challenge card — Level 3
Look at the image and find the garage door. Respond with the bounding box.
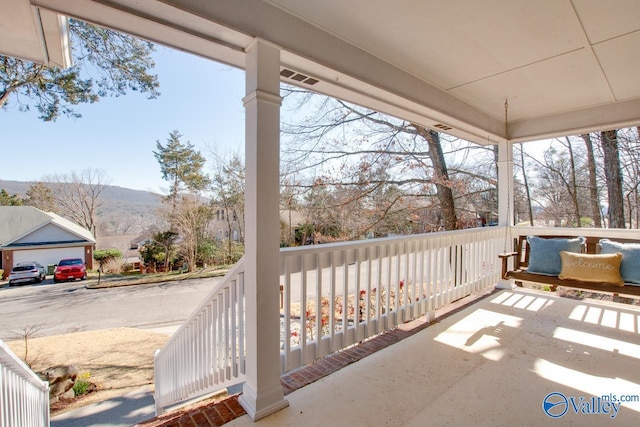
[13,247,86,269]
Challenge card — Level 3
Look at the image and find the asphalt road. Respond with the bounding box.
[0,276,221,341]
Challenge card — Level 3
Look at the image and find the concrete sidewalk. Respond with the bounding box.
[51,387,156,427]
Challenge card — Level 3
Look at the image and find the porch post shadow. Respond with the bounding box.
[239,38,289,420]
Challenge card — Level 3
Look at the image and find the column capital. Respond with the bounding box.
[242,89,282,107]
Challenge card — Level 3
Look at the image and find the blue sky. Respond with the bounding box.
[1,47,246,193]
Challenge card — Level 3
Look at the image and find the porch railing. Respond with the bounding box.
[279,227,503,372]
[154,258,246,415]
[154,227,504,414]
[0,339,50,427]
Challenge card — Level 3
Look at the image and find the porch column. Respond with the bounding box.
[497,140,514,228]
[238,38,289,420]
[496,140,516,289]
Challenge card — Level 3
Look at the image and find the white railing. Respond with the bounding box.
[279,227,504,372]
[0,339,50,427]
[154,258,246,415]
[511,225,640,240]
[154,227,504,414]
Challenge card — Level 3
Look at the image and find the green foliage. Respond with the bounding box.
[196,237,218,266]
[579,217,593,227]
[295,222,315,245]
[153,130,211,201]
[139,231,178,266]
[73,372,92,396]
[93,249,122,263]
[0,189,24,206]
[0,19,159,121]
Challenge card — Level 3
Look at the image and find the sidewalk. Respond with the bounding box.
[51,387,156,427]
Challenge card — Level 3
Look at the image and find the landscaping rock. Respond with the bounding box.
[39,365,78,403]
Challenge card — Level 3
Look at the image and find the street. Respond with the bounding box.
[0,276,221,340]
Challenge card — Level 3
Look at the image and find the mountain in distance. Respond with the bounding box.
[0,179,164,235]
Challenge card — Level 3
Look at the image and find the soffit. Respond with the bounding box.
[0,0,70,67]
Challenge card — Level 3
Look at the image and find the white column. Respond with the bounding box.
[496,140,516,289]
[238,38,289,420]
[497,140,514,228]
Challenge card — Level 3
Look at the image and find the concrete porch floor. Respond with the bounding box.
[225,287,640,426]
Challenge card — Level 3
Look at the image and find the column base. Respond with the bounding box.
[239,382,289,421]
[495,278,516,290]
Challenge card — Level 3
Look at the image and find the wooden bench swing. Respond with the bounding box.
[499,234,640,298]
[496,102,640,298]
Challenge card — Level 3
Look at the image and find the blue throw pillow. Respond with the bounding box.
[527,236,585,276]
[599,239,640,284]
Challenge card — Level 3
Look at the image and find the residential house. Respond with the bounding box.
[0,206,95,279]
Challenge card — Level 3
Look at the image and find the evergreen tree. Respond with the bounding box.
[0,19,159,121]
[153,130,211,213]
[0,189,24,206]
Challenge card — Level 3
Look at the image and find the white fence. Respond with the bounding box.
[154,227,504,414]
[154,259,246,415]
[0,339,50,427]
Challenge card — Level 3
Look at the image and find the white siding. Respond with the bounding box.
[14,223,80,244]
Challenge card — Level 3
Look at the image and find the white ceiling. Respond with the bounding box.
[265,0,640,141]
[4,0,640,145]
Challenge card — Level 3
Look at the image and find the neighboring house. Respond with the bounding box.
[212,208,244,243]
[280,209,305,245]
[95,234,143,268]
[0,206,96,279]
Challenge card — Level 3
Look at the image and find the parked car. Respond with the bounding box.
[8,262,47,286]
[53,258,87,283]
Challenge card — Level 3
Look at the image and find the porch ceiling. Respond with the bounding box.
[8,1,640,144]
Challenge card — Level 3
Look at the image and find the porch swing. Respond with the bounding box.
[498,100,640,298]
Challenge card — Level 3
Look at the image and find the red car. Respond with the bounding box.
[54,258,87,283]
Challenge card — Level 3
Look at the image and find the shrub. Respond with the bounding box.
[94,249,123,271]
[102,258,125,274]
[73,372,92,396]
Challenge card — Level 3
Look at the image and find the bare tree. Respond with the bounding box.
[562,137,582,226]
[515,143,534,225]
[209,152,245,260]
[172,194,214,272]
[43,169,110,236]
[601,130,625,228]
[580,133,603,227]
[12,324,46,368]
[529,143,589,227]
[617,128,640,228]
[281,90,493,235]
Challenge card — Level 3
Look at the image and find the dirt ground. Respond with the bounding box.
[5,328,171,415]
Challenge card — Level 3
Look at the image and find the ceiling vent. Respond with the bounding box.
[434,123,452,131]
[280,68,319,86]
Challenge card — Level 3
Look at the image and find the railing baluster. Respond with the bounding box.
[0,339,49,426]
[342,249,349,346]
[314,252,322,358]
